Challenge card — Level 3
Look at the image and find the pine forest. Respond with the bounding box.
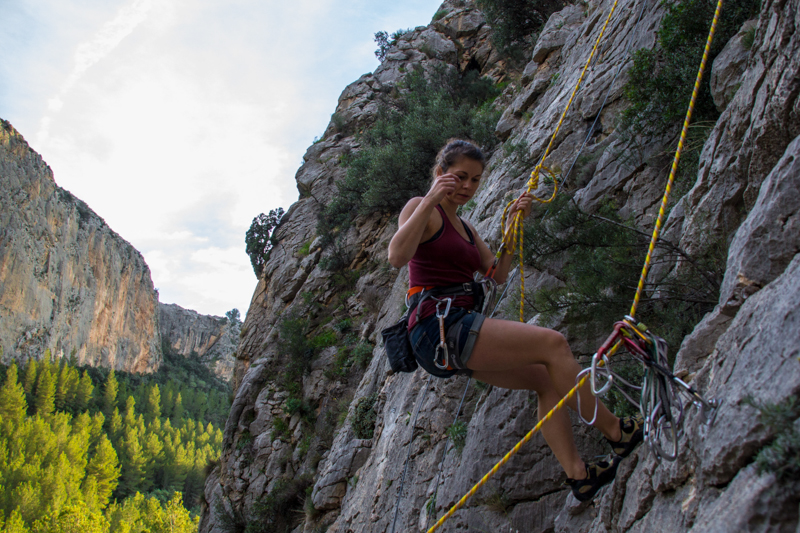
[0,348,230,533]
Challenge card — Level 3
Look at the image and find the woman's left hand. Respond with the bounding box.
[509,192,534,219]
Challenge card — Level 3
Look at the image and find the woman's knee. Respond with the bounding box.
[531,327,571,358]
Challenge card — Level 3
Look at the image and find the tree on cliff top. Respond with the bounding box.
[246,207,285,277]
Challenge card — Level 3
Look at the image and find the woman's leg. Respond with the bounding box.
[466,318,621,443]
[472,365,587,479]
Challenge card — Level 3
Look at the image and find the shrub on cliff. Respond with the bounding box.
[621,0,761,138]
[317,65,501,245]
[476,0,566,58]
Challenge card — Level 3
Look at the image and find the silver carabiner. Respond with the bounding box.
[434,299,452,370]
[590,352,614,396]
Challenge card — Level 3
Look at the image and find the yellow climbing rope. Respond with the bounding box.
[629,0,723,318]
[427,0,724,528]
[499,0,623,322]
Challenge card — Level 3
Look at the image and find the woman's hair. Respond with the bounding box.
[431,139,486,177]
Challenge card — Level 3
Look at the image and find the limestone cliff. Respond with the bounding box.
[201,0,800,531]
[159,302,239,382]
[0,120,239,380]
[0,120,161,373]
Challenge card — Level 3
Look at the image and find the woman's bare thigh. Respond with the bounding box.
[472,364,552,391]
[466,317,569,372]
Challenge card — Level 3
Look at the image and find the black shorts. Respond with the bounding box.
[409,308,485,378]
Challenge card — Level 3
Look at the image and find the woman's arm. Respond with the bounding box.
[388,174,459,268]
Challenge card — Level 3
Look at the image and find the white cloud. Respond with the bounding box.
[2,0,444,317]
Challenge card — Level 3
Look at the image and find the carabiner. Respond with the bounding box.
[590,351,614,396]
[434,299,452,370]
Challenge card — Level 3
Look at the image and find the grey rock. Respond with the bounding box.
[532,5,586,64]
[718,134,800,316]
[710,19,757,113]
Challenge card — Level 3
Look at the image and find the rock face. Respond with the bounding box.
[0,120,161,373]
[0,120,237,379]
[201,0,800,531]
[159,302,239,381]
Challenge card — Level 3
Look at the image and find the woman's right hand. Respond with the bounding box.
[424,174,458,205]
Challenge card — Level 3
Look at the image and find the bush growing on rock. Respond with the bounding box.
[317,64,501,246]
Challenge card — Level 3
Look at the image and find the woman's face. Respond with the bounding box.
[439,156,483,205]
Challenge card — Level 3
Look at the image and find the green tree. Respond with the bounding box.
[317,64,501,244]
[172,392,184,422]
[74,371,94,413]
[245,207,285,277]
[108,408,123,444]
[32,501,109,533]
[116,426,146,499]
[102,371,118,417]
[224,308,241,325]
[0,364,27,425]
[84,435,120,510]
[34,367,55,418]
[2,509,29,533]
[22,359,37,395]
[141,431,163,492]
[145,384,161,422]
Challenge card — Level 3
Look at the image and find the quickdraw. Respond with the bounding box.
[587,316,718,462]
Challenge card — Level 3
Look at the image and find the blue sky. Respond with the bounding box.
[0,0,444,318]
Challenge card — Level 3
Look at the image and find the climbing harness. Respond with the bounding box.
[426,0,725,526]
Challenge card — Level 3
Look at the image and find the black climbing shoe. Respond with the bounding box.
[565,455,622,502]
[606,413,644,458]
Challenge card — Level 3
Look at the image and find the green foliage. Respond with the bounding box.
[476,0,566,59]
[457,198,477,216]
[746,396,800,480]
[741,24,756,49]
[317,64,501,246]
[277,313,314,397]
[0,354,225,529]
[433,8,450,21]
[244,475,313,533]
[621,0,760,138]
[352,393,378,440]
[522,194,724,351]
[245,207,285,277]
[237,429,254,450]
[447,420,468,453]
[374,29,411,62]
[310,331,338,350]
[350,341,374,368]
[296,240,313,257]
[225,308,242,325]
[482,489,512,514]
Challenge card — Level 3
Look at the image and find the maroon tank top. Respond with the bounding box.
[408,205,482,329]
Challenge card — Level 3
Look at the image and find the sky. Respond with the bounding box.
[0,0,444,318]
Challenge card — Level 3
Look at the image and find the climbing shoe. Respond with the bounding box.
[565,455,622,502]
[606,413,644,458]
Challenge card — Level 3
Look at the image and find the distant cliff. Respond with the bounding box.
[159,302,238,382]
[0,120,161,373]
[0,120,239,380]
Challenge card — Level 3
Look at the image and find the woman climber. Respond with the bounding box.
[387,138,643,502]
